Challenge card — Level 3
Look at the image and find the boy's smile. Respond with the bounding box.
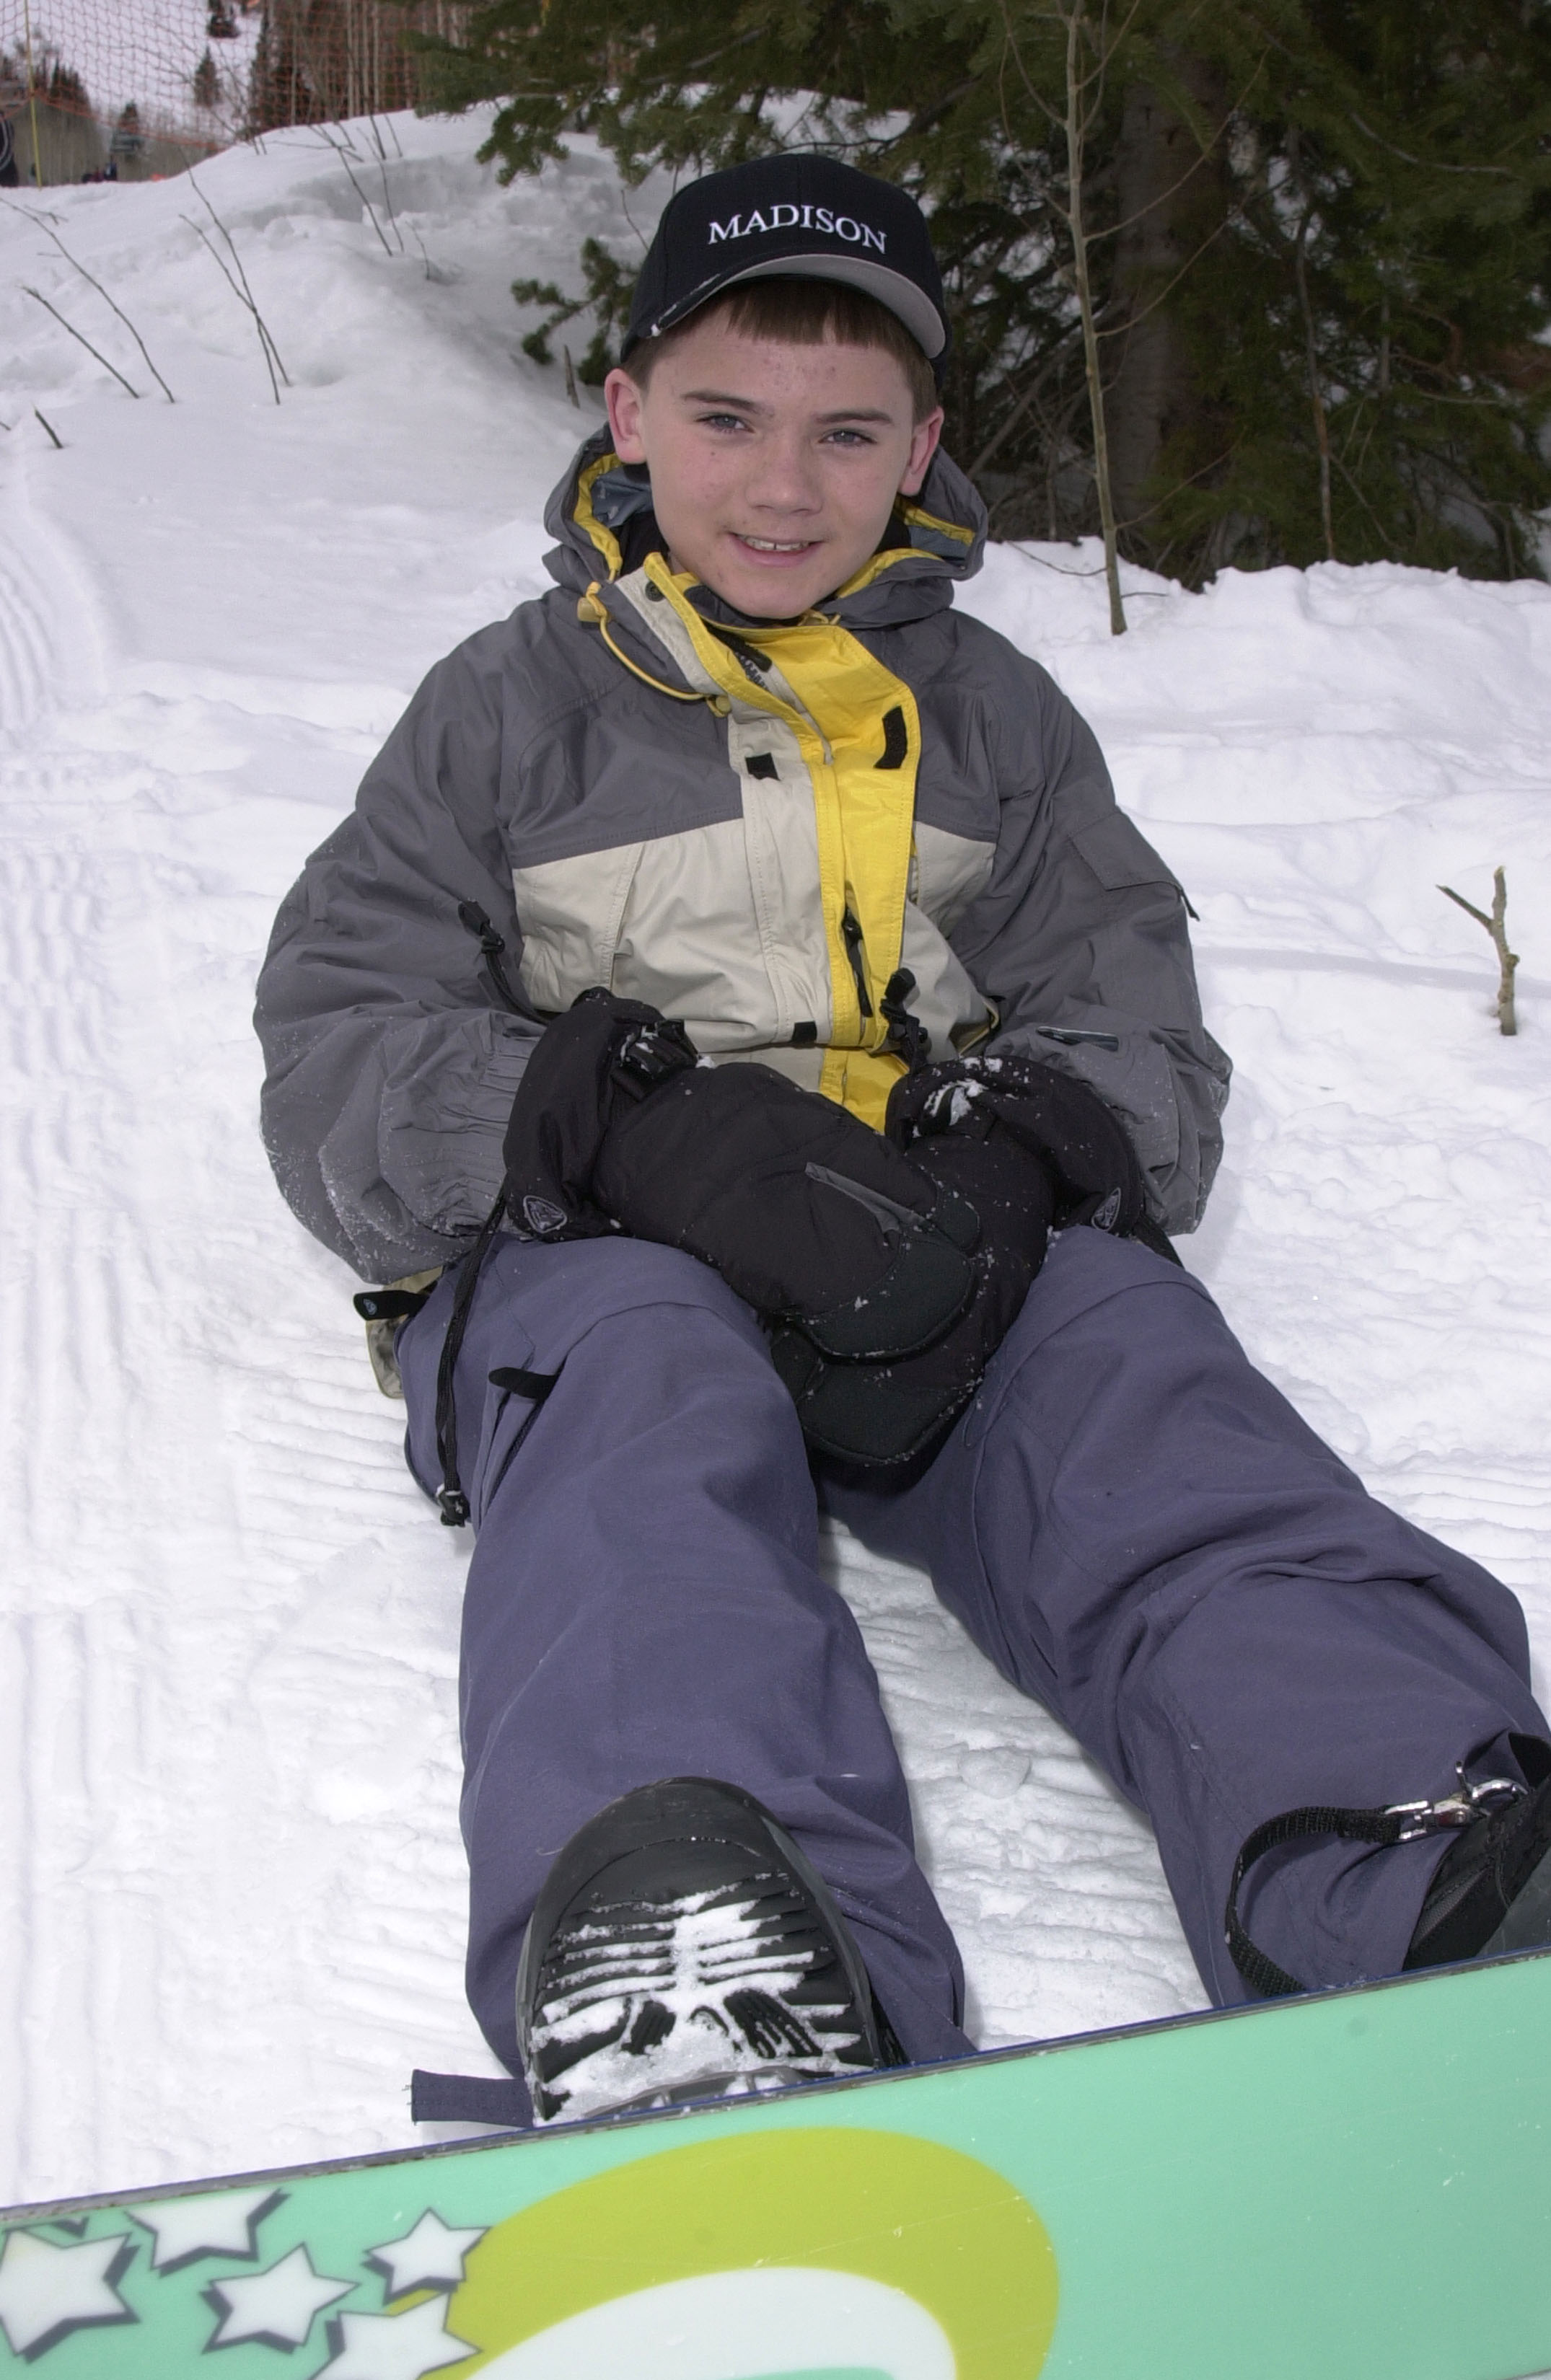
[605,314,944,620]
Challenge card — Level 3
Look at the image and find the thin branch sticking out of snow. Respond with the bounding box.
[183,175,290,405]
[22,286,141,399]
[1439,867,1520,1036]
[2,199,176,402]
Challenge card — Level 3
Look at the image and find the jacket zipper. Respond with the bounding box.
[841,906,874,1020]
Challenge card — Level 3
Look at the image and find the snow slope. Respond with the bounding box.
[1,110,1550,2206]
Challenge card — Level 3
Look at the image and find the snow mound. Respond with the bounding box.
[2,109,1549,2203]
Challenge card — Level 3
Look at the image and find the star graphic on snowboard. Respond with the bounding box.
[365,2210,485,2299]
[0,2226,136,2358]
[318,2293,475,2379]
[133,2184,282,2273]
[205,2244,352,2349]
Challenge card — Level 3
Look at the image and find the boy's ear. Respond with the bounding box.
[898,407,946,499]
[605,367,649,464]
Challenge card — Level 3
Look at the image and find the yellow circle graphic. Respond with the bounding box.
[449,2125,1058,2378]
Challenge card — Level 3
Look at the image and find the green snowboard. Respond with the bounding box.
[2,1950,1547,2380]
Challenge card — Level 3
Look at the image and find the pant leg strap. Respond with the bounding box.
[1226,1773,1526,1996]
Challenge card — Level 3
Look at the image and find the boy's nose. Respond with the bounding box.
[744,435,823,515]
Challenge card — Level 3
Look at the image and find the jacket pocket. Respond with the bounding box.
[473,1336,553,1530]
[1069,811,1179,892]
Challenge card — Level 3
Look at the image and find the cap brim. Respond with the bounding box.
[652,251,946,364]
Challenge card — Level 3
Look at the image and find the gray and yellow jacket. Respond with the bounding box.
[255,431,1230,1283]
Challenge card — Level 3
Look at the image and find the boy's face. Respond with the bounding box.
[605,309,944,620]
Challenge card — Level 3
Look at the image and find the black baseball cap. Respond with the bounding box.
[623,154,949,383]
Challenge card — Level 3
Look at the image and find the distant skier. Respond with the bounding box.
[255,155,1551,2130]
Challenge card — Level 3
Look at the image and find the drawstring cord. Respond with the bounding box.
[431,1193,509,1526]
[577,582,721,708]
[457,902,535,1020]
[429,1194,562,1528]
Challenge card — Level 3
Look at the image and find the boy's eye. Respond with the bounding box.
[697,411,750,433]
[822,427,876,448]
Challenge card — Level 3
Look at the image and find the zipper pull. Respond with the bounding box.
[841,907,874,1019]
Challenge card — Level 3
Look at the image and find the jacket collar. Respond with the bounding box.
[542,423,986,634]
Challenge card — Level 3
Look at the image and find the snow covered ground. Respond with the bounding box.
[1,108,1550,2209]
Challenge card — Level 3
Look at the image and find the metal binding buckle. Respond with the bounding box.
[1384,1766,1527,1842]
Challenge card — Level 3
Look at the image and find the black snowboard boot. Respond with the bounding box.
[515,1776,900,2125]
[1405,1773,1551,1971]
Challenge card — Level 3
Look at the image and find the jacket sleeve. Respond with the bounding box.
[254,630,542,1282]
[950,661,1231,1235]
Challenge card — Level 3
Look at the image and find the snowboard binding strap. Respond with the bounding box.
[1225,1768,1526,1998]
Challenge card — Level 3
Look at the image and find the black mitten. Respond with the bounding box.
[888,1052,1148,1234]
[768,1053,1174,1468]
[593,1059,980,1362]
[501,989,699,1240]
[768,1080,1058,1466]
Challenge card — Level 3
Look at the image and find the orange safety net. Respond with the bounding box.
[0,1,467,183]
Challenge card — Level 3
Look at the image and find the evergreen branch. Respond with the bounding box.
[1328,445,1392,551]
[878,75,985,149]
[1348,113,1516,180]
[1094,206,1238,335]
[1110,439,1240,533]
[21,286,142,399]
[968,330,1084,477]
[681,27,766,75]
[994,0,1063,136]
[1086,51,1270,246]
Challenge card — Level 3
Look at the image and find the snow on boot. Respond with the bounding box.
[1405,1772,1551,1970]
[514,1776,897,2125]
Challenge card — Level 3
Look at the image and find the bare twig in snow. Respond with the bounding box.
[33,407,63,448]
[563,343,580,407]
[1439,868,1519,1036]
[22,286,142,397]
[183,218,282,402]
[317,123,398,255]
[0,193,62,227]
[15,215,175,400]
[375,154,403,250]
[185,175,291,392]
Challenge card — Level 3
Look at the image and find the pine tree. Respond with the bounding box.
[415,0,1551,583]
[193,48,222,113]
[111,100,145,162]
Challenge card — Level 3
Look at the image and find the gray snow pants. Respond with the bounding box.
[398,1225,1546,2094]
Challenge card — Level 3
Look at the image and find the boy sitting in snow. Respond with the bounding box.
[256,157,1551,2128]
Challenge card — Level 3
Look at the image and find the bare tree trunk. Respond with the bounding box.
[1062,9,1125,635]
[1104,56,1226,552]
[1293,209,1335,560]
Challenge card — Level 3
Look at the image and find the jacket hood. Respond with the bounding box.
[542,423,986,633]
